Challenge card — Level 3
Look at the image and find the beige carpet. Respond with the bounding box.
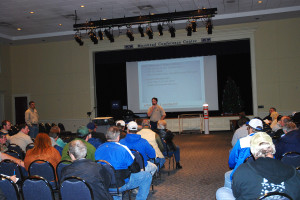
[129,131,233,200]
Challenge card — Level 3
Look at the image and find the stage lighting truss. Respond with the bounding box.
[74,31,84,46]
[157,24,164,36]
[104,29,115,43]
[73,8,217,45]
[126,27,134,41]
[138,25,145,37]
[98,30,104,40]
[88,30,98,44]
[168,24,176,38]
[146,26,153,39]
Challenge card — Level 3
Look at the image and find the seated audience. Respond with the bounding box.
[156,120,182,169]
[268,111,279,129]
[86,122,103,148]
[272,116,291,138]
[216,132,300,200]
[271,115,282,132]
[0,149,25,168]
[61,140,112,200]
[0,120,12,140]
[61,126,96,161]
[95,126,152,200]
[9,124,33,152]
[226,118,263,188]
[231,117,249,147]
[24,133,61,171]
[275,121,300,159]
[116,120,127,139]
[120,121,157,176]
[49,126,66,155]
[138,119,165,168]
[263,107,276,121]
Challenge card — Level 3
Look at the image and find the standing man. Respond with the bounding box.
[25,101,39,138]
[147,97,166,131]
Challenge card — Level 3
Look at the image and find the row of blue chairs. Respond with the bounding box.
[0,174,93,200]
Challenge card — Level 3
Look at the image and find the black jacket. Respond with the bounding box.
[61,159,113,200]
[232,157,300,200]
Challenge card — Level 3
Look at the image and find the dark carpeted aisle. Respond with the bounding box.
[144,131,233,200]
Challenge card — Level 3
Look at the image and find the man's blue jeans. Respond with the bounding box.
[163,146,181,162]
[29,124,39,138]
[155,157,166,168]
[113,171,152,200]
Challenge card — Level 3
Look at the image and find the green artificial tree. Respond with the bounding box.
[222,77,244,115]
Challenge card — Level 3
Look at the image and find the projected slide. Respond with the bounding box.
[126,55,218,113]
[138,57,205,110]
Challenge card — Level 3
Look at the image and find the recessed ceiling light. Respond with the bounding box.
[59,24,62,26]
[150,13,155,15]
[102,18,107,20]
[258,1,262,3]
[80,5,85,8]
[17,28,22,31]
[29,11,35,14]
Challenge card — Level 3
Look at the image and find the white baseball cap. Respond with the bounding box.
[127,121,138,131]
[247,119,263,131]
[116,120,125,127]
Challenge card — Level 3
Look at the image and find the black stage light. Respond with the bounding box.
[169,26,176,38]
[138,26,145,37]
[104,29,115,43]
[88,31,98,44]
[74,35,84,46]
[126,30,134,41]
[98,30,104,40]
[146,27,153,39]
[186,24,192,36]
[206,20,213,34]
[191,21,197,32]
[157,24,163,36]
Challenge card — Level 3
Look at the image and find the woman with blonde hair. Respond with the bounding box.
[24,133,61,171]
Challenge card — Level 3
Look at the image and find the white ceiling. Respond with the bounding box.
[0,0,300,44]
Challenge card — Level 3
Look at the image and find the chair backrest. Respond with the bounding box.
[257,191,293,200]
[60,176,93,200]
[7,144,25,159]
[96,160,119,194]
[22,175,55,200]
[26,143,34,152]
[0,159,24,182]
[45,123,52,134]
[28,160,57,189]
[280,152,300,168]
[244,154,255,163]
[56,160,72,183]
[4,149,22,160]
[131,149,145,170]
[0,174,20,200]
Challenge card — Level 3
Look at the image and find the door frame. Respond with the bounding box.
[12,94,30,125]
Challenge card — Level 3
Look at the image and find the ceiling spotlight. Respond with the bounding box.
[157,24,163,36]
[74,34,84,46]
[168,26,176,38]
[191,21,197,32]
[186,24,192,36]
[104,29,114,43]
[88,30,98,44]
[146,27,153,39]
[98,30,104,40]
[206,19,213,34]
[138,26,144,37]
[126,29,134,41]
